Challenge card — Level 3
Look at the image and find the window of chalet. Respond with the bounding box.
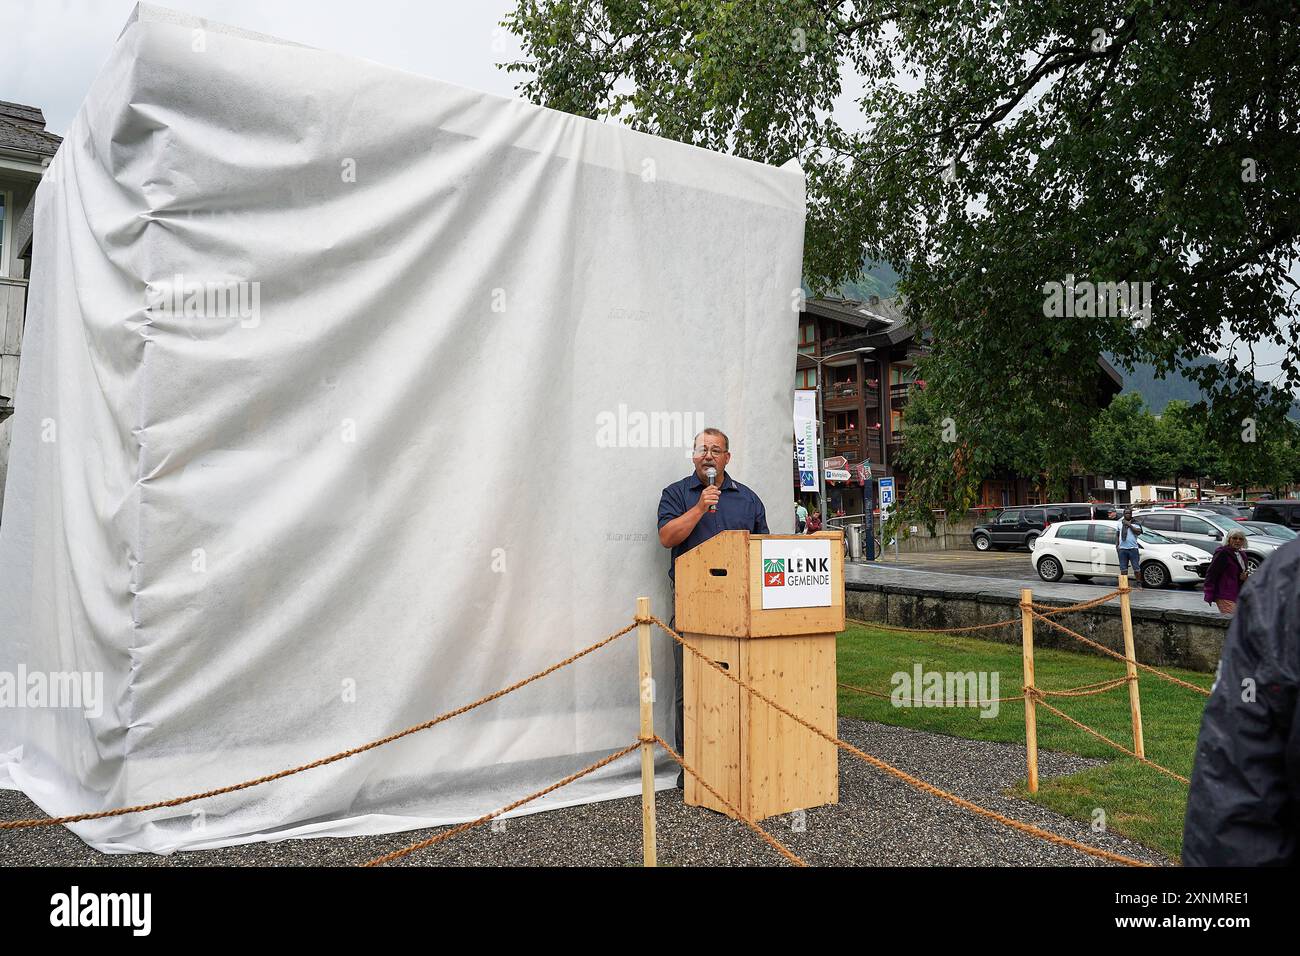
[889,364,917,386]
[798,323,815,355]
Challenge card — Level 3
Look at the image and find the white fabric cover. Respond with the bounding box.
[0,3,805,853]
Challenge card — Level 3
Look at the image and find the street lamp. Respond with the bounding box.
[797,346,875,526]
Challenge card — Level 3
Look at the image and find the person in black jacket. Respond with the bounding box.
[1183,537,1300,865]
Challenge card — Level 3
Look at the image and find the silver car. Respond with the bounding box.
[1132,508,1284,575]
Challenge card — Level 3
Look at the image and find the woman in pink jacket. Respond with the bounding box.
[1202,530,1249,614]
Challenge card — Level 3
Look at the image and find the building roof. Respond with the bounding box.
[0,102,45,127]
[1096,353,1123,389]
[0,101,61,159]
[803,294,1117,393]
[804,296,885,330]
[804,294,918,355]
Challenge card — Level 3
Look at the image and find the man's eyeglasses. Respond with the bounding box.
[692,446,728,457]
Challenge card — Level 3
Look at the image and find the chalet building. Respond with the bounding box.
[0,101,61,518]
[795,295,1122,514]
[795,295,922,516]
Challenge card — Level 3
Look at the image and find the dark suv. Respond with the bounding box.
[1252,499,1300,531]
[971,503,1117,552]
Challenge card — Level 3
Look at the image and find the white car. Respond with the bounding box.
[1031,520,1211,589]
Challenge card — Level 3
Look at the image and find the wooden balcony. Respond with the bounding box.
[831,427,889,463]
[824,384,860,411]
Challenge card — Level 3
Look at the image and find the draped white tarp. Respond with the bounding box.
[0,3,805,854]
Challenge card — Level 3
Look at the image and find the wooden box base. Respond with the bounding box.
[682,632,838,821]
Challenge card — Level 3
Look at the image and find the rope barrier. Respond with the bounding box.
[846,615,1020,635]
[0,622,638,831]
[837,680,1026,704]
[652,736,807,867]
[837,674,1134,706]
[1,599,1166,870]
[653,616,1149,868]
[361,742,643,867]
[1029,693,1190,785]
[1036,676,1134,699]
[1033,590,1124,615]
[1029,611,1212,697]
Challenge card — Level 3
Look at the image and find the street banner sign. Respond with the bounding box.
[794,390,819,493]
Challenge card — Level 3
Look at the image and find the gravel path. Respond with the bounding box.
[0,717,1171,867]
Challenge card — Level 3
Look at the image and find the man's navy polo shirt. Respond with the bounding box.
[657,473,770,581]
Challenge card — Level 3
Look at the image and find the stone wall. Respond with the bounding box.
[846,582,1227,672]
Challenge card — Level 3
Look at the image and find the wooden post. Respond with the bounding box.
[1117,574,1145,759]
[1020,588,1039,794]
[636,596,657,867]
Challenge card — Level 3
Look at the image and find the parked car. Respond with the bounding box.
[1240,520,1297,540]
[1032,521,1210,588]
[970,503,1116,552]
[1133,508,1284,575]
[1251,498,1300,531]
[1178,501,1252,519]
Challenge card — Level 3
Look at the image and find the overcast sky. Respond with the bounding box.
[3,0,1292,394]
[1,0,525,137]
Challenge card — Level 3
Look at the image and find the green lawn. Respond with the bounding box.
[836,623,1214,862]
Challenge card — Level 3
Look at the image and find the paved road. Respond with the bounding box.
[849,548,1213,614]
[863,547,1150,581]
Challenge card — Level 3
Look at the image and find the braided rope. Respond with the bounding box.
[1036,676,1134,699]
[1029,694,1190,785]
[837,680,1026,704]
[655,617,1149,867]
[845,615,1021,635]
[652,736,806,867]
[1029,611,1211,696]
[0,622,638,831]
[361,742,642,867]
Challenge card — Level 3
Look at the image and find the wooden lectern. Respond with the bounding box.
[675,530,843,821]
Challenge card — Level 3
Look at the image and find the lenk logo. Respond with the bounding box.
[763,558,785,587]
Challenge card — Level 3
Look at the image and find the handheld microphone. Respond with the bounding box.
[705,467,717,512]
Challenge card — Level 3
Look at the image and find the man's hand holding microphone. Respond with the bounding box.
[696,485,721,514]
[698,466,719,514]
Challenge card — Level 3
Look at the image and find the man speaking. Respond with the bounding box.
[656,428,770,784]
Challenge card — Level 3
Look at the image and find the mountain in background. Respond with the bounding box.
[1110,356,1300,419]
[835,260,901,301]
